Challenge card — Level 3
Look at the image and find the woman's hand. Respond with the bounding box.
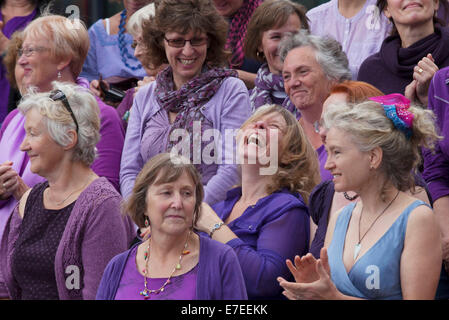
[285,251,330,284]
[134,76,156,97]
[194,202,223,235]
[0,161,29,201]
[89,79,104,98]
[405,54,439,106]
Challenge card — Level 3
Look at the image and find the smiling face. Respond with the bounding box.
[384,0,438,27]
[283,46,334,113]
[212,0,244,17]
[163,29,208,89]
[259,14,302,75]
[145,170,197,236]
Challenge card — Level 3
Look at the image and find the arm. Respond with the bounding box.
[400,205,442,299]
[80,24,99,83]
[236,70,256,89]
[219,247,248,300]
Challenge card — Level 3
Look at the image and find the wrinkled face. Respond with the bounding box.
[324,127,371,193]
[319,92,348,142]
[163,30,208,89]
[259,14,302,75]
[17,35,59,93]
[283,46,334,113]
[213,0,244,17]
[124,0,154,16]
[20,109,64,177]
[384,0,439,26]
[145,171,197,236]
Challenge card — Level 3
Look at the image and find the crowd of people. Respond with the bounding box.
[0,0,448,300]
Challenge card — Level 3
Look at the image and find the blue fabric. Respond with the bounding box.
[382,104,412,139]
[328,200,427,299]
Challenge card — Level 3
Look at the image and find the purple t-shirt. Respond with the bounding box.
[316,144,333,182]
[114,245,197,300]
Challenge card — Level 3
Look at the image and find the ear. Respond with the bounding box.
[56,56,72,72]
[369,146,383,170]
[383,5,391,19]
[434,0,439,12]
[63,129,78,151]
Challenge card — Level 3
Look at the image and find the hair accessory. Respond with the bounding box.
[369,93,414,139]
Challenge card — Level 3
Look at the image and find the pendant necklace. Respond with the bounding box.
[353,190,400,260]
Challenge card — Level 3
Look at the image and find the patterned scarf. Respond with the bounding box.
[226,0,262,69]
[250,63,298,117]
[156,66,238,169]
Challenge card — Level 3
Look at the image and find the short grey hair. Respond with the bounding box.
[18,81,100,166]
[126,3,156,37]
[279,29,351,82]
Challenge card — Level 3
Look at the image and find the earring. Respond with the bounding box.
[144,216,149,228]
[57,71,62,79]
[256,51,265,59]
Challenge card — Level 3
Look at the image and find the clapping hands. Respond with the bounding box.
[405,53,439,106]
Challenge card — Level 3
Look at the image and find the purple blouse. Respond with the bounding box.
[212,187,310,299]
[114,245,197,300]
[316,144,333,182]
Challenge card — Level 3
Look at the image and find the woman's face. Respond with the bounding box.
[17,35,60,92]
[213,0,244,18]
[237,111,287,167]
[259,14,302,75]
[324,127,372,193]
[145,171,197,236]
[283,46,334,113]
[163,29,208,89]
[384,0,438,27]
[124,0,154,16]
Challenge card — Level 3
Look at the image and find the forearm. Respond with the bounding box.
[433,197,449,238]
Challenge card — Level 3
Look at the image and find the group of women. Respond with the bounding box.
[0,0,448,301]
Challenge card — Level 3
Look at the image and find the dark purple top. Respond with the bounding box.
[317,144,333,182]
[0,9,37,123]
[114,245,197,300]
[358,26,449,95]
[12,182,74,300]
[212,187,309,299]
[422,66,449,201]
[115,88,135,132]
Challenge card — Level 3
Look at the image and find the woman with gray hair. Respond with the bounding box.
[279,29,351,181]
[0,82,135,300]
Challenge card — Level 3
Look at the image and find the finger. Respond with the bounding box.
[316,259,330,280]
[320,247,331,275]
[282,290,300,300]
[286,259,300,278]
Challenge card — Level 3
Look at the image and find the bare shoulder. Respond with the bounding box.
[18,188,32,219]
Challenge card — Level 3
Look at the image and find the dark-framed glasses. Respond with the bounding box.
[49,89,79,134]
[164,37,208,48]
[18,46,49,58]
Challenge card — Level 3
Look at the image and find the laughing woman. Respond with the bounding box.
[119,0,251,205]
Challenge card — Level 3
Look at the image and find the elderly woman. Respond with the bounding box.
[358,0,449,105]
[0,82,135,300]
[81,0,152,88]
[278,94,442,300]
[120,0,251,205]
[245,0,309,115]
[279,30,352,182]
[96,153,247,300]
[0,0,50,124]
[194,104,320,299]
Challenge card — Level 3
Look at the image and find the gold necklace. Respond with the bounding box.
[46,174,93,206]
[353,191,400,260]
[139,231,191,299]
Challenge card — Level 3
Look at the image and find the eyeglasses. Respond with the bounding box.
[18,46,49,57]
[164,37,208,48]
[49,90,79,134]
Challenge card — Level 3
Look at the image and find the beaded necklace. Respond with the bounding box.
[139,231,191,299]
[118,9,142,71]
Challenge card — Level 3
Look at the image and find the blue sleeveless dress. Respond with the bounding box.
[327,200,427,299]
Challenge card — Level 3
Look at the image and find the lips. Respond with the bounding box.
[403,2,422,9]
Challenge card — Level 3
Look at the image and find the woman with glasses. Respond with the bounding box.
[0,82,135,300]
[120,0,251,207]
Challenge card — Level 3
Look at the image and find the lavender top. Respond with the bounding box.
[422,66,449,201]
[96,236,248,300]
[212,187,310,299]
[80,19,147,82]
[307,0,391,79]
[0,9,37,124]
[119,77,252,205]
[0,178,136,300]
[317,144,333,182]
[114,245,197,300]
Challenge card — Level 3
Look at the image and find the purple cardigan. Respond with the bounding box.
[422,66,449,201]
[0,177,136,300]
[96,235,248,300]
[119,77,251,205]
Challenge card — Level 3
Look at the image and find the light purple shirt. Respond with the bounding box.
[119,77,252,205]
[307,0,392,79]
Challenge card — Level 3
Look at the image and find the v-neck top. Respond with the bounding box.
[327,200,427,299]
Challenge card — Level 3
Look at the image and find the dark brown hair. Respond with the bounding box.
[142,0,230,68]
[4,31,23,89]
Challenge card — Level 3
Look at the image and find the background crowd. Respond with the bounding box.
[0,0,448,300]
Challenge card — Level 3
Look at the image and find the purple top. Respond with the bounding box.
[212,187,310,299]
[0,177,136,300]
[0,9,37,124]
[119,77,252,205]
[96,236,248,300]
[316,144,333,182]
[12,181,74,300]
[422,66,449,201]
[80,19,147,82]
[307,0,391,79]
[114,245,197,300]
[115,87,135,132]
[358,26,449,95]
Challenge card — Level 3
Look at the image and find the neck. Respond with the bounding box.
[148,230,192,263]
[397,21,435,48]
[2,0,35,13]
[36,70,76,93]
[337,0,366,19]
[356,177,398,217]
[299,117,323,150]
[240,166,271,203]
[47,162,94,193]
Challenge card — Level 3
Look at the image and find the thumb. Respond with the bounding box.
[320,247,331,275]
[316,259,329,279]
[427,53,434,62]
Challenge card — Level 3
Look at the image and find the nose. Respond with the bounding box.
[324,153,334,171]
[17,53,28,66]
[170,192,183,209]
[253,120,267,130]
[20,135,30,152]
[182,41,195,55]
